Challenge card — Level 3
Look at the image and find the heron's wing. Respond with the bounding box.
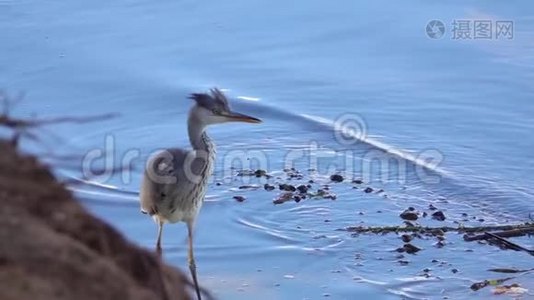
[140,148,207,219]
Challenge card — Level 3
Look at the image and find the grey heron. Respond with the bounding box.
[140,88,261,300]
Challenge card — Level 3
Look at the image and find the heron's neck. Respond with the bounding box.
[187,116,214,153]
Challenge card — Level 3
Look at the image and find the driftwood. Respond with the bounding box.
[345,223,534,236]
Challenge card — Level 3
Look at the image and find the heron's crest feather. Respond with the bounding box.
[189,87,229,110]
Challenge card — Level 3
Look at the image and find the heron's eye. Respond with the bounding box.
[211,108,221,115]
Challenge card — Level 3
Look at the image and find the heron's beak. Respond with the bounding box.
[224,111,262,123]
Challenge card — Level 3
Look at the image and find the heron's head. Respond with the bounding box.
[189,88,262,125]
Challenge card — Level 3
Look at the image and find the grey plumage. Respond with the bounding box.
[139,88,261,300]
[140,147,214,223]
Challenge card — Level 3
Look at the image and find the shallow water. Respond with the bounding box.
[2,1,534,299]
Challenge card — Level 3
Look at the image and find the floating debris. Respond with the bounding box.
[471,277,514,291]
[236,169,255,176]
[236,169,271,178]
[238,184,259,190]
[364,187,374,193]
[315,189,336,200]
[273,192,293,205]
[233,195,246,202]
[284,168,304,180]
[352,179,363,184]
[493,284,528,296]
[264,183,275,191]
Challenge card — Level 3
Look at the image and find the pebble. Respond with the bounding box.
[330,174,344,182]
[397,243,421,254]
[400,209,419,221]
[401,234,413,243]
[279,183,296,192]
[297,184,308,193]
[254,169,267,177]
[431,211,446,221]
[434,241,446,248]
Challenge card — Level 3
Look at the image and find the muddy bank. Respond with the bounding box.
[0,141,194,300]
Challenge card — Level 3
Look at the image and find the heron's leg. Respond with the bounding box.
[156,219,164,257]
[187,221,202,300]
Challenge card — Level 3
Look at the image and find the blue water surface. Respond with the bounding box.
[1,1,534,299]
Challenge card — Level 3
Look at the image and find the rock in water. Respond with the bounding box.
[400,209,419,221]
[233,195,246,202]
[296,184,308,193]
[330,174,344,182]
[279,183,296,192]
[431,211,446,221]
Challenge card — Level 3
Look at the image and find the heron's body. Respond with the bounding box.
[140,138,216,224]
[139,88,261,300]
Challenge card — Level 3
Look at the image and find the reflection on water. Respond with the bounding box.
[2,0,534,298]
